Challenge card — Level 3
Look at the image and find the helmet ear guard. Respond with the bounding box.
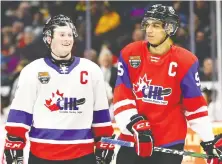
[164,18,179,36]
[43,30,52,46]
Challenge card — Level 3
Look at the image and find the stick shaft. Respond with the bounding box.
[101,137,211,159]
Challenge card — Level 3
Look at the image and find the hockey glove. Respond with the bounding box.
[95,135,115,164]
[200,134,222,164]
[4,133,25,164]
[127,114,154,158]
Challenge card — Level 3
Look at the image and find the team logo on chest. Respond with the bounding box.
[44,90,85,113]
[129,56,141,68]
[132,74,172,105]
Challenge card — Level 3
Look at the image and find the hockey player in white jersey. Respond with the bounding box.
[3,14,115,164]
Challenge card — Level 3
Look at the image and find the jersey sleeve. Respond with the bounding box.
[5,65,37,140]
[180,59,214,141]
[113,50,138,135]
[91,64,114,138]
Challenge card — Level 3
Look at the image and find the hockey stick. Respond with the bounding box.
[101,137,213,159]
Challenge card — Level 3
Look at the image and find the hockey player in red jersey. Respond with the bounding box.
[3,14,114,164]
[113,4,222,164]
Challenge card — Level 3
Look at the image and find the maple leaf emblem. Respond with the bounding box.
[44,90,64,111]
[132,74,152,99]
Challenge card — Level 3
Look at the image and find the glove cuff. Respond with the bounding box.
[95,135,115,150]
[200,141,214,153]
[126,114,146,134]
[7,134,25,142]
[94,136,102,143]
[5,134,25,150]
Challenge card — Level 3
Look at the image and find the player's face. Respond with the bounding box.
[50,26,74,58]
[145,19,167,45]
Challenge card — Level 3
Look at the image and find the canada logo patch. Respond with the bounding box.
[132,74,172,105]
[129,56,141,68]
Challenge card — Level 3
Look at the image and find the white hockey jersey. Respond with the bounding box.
[5,57,114,160]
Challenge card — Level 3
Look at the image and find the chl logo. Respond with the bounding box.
[44,90,85,113]
[132,74,172,105]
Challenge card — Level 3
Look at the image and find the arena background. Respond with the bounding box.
[1,1,222,164]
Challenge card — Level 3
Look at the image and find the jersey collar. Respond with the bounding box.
[44,56,80,74]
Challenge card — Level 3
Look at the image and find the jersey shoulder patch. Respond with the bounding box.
[121,41,145,63]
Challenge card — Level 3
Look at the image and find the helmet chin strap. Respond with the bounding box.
[51,50,71,60]
[49,50,74,67]
[149,34,169,48]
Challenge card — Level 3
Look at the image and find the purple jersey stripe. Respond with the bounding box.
[7,109,33,126]
[115,54,132,89]
[93,109,111,124]
[29,127,93,140]
[160,140,185,148]
[44,57,80,74]
[180,61,202,98]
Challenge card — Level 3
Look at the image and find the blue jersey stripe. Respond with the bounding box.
[160,140,185,148]
[180,61,202,98]
[93,109,111,124]
[7,109,33,126]
[29,127,93,140]
[115,54,132,89]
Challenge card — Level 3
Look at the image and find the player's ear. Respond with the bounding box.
[46,36,52,44]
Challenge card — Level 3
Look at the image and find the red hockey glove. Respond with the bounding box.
[95,135,115,164]
[127,114,154,158]
[200,134,222,164]
[4,133,25,164]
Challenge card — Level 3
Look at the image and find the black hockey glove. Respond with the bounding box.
[4,133,25,164]
[95,135,115,164]
[200,134,222,164]
[127,114,154,157]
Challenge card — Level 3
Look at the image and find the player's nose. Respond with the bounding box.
[63,37,73,44]
[146,25,153,33]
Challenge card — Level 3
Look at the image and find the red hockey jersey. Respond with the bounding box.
[113,41,208,147]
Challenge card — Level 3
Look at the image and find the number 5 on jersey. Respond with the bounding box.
[195,72,201,87]
[118,62,124,76]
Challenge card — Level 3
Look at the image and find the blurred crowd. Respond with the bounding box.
[1,1,221,121]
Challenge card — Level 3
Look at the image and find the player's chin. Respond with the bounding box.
[147,38,155,43]
[62,48,72,53]
[148,40,158,45]
[60,51,71,57]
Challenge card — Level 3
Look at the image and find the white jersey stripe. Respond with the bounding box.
[30,138,94,144]
[113,99,136,111]
[92,122,112,127]
[185,106,207,116]
[5,122,30,130]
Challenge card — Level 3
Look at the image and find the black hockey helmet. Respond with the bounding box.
[43,14,78,47]
[141,4,179,36]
